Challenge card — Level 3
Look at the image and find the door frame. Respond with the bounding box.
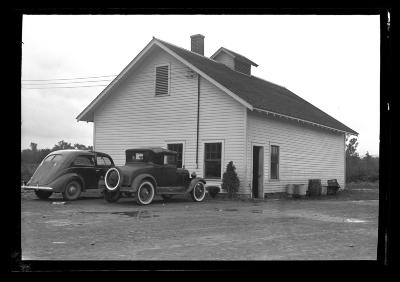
[251,142,264,199]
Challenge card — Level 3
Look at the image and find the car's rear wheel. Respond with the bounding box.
[161,194,173,201]
[104,168,121,191]
[136,180,155,205]
[34,190,53,200]
[191,181,206,202]
[104,190,121,203]
[62,180,82,201]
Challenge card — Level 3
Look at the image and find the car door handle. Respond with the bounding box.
[96,169,101,172]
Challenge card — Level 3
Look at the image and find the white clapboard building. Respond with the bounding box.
[77,34,357,198]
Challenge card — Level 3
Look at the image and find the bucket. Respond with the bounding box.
[287,184,295,197]
[294,184,307,197]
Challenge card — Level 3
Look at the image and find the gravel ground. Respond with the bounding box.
[20,183,379,261]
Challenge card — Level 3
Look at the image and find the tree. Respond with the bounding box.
[346,136,359,158]
[74,143,87,150]
[52,140,74,151]
[344,135,379,183]
[30,142,38,152]
[221,161,240,198]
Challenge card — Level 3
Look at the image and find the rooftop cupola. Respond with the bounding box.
[210,47,258,75]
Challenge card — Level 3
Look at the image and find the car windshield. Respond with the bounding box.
[126,151,148,163]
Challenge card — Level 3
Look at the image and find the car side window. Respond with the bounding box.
[103,157,112,166]
[96,156,106,166]
[96,156,112,166]
[42,155,56,163]
[73,155,95,167]
[164,154,177,165]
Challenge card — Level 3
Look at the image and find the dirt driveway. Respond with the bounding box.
[20,184,378,261]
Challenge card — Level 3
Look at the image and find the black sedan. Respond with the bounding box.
[21,150,114,201]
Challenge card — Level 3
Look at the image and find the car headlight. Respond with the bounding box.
[191,171,197,178]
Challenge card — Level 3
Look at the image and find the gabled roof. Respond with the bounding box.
[157,39,357,135]
[77,37,357,136]
[210,47,259,67]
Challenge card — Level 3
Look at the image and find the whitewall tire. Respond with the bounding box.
[191,181,206,202]
[136,181,155,205]
[105,168,121,191]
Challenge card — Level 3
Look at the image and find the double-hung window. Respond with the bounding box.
[270,145,279,180]
[167,143,183,168]
[204,142,222,179]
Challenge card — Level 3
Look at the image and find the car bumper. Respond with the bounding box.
[21,185,54,191]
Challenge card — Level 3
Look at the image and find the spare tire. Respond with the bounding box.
[104,167,122,191]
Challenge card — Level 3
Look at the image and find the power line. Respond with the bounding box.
[22,79,113,85]
[22,84,109,89]
[21,74,117,82]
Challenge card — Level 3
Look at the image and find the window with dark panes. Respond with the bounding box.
[204,142,222,179]
[167,143,183,168]
[270,145,279,179]
[73,155,94,167]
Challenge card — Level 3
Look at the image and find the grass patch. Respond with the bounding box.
[346,181,379,190]
[337,181,379,201]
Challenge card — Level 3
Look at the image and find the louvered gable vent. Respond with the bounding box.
[155,65,169,96]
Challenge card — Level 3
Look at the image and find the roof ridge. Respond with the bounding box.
[155,37,260,79]
[154,37,220,64]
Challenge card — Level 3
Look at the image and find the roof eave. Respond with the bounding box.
[253,107,358,136]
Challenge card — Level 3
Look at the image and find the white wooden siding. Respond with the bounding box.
[246,110,345,194]
[212,52,235,69]
[94,45,247,191]
[198,78,246,191]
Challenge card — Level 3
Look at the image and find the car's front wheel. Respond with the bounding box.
[136,180,155,205]
[191,181,206,202]
[34,190,53,200]
[62,180,82,201]
[104,190,121,203]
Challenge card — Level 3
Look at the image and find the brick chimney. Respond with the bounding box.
[190,34,205,55]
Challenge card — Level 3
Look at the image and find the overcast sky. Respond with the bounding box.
[21,14,380,156]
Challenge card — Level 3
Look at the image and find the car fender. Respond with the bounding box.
[185,177,206,194]
[47,173,85,192]
[130,173,158,193]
